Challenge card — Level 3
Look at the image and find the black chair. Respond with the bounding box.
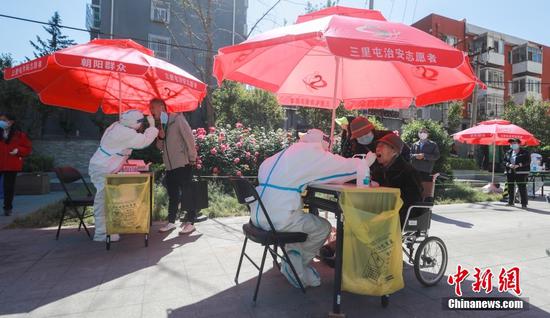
[229,177,308,304]
[54,167,94,240]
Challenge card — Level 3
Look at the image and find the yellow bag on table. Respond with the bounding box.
[105,176,151,234]
[340,187,404,296]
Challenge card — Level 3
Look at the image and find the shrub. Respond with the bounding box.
[22,153,54,172]
[194,124,296,177]
[435,181,501,204]
[448,158,479,170]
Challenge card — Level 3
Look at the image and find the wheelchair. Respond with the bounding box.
[401,173,449,287]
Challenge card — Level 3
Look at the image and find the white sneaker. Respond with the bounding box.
[304,265,321,287]
[110,234,120,242]
[179,222,195,235]
[159,222,177,233]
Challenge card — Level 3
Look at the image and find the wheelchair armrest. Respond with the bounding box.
[410,202,434,208]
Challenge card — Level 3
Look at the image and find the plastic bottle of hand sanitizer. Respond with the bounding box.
[354,154,370,187]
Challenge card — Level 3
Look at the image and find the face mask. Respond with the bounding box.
[511,144,520,150]
[419,132,428,140]
[160,112,168,125]
[357,132,374,145]
[0,120,8,129]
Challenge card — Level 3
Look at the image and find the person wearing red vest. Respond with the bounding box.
[0,113,32,216]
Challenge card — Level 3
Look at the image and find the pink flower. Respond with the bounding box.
[236,142,243,148]
[196,164,202,169]
[236,122,243,128]
[234,158,240,164]
[209,127,216,133]
[218,133,225,142]
[236,171,242,176]
[196,128,206,136]
[210,148,217,155]
[212,167,219,175]
[245,151,251,159]
[254,151,260,157]
[197,134,205,140]
[192,129,197,135]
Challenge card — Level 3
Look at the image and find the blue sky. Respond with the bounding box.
[1,0,549,63]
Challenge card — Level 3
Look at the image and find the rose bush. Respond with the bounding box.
[194,123,296,176]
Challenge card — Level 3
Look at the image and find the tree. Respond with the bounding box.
[29,12,76,58]
[28,11,76,137]
[402,119,452,175]
[212,81,284,130]
[0,54,42,137]
[446,101,463,133]
[503,99,550,149]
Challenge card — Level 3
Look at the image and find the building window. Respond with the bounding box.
[526,78,541,93]
[148,34,171,60]
[151,0,170,24]
[86,2,101,30]
[513,78,525,94]
[492,39,504,54]
[480,68,504,89]
[512,45,542,64]
[527,47,542,63]
[444,35,458,47]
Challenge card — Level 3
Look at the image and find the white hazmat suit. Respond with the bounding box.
[89,110,159,242]
[251,129,376,288]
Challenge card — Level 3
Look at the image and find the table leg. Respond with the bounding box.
[330,209,345,317]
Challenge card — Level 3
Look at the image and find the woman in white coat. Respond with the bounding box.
[88,110,158,242]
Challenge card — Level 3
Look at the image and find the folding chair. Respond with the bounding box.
[54,167,94,240]
[229,177,308,304]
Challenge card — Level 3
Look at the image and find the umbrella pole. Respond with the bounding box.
[329,57,341,152]
[491,140,496,185]
[118,72,122,119]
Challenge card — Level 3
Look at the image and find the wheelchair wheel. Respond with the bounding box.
[414,236,447,286]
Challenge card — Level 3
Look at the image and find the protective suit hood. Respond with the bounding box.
[120,110,144,130]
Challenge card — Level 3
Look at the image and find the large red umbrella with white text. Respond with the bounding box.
[4,39,206,115]
[214,6,483,142]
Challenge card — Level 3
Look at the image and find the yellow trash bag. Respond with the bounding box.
[340,189,404,296]
[105,176,151,234]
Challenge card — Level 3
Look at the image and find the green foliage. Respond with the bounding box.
[402,119,452,175]
[152,183,168,221]
[435,181,501,204]
[212,81,284,130]
[447,157,479,170]
[194,124,295,176]
[29,11,76,59]
[201,181,248,218]
[0,54,43,137]
[503,99,550,148]
[131,143,164,165]
[447,101,463,133]
[22,154,55,172]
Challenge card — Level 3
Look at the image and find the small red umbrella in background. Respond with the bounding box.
[214,6,483,144]
[453,119,540,186]
[4,39,207,115]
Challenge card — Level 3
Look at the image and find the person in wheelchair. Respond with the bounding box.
[370,133,424,227]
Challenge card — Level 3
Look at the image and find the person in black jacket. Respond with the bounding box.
[503,138,530,208]
[370,133,423,227]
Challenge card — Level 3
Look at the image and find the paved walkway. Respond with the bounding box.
[0,200,549,317]
[0,191,66,228]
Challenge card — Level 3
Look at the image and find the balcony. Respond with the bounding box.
[511,91,542,105]
[479,51,504,66]
[512,61,542,75]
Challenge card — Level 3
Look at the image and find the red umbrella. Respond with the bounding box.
[453,119,540,184]
[4,39,207,115]
[213,6,482,141]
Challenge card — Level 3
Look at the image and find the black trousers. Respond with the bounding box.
[165,165,196,224]
[1,171,17,211]
[507,173,528,206]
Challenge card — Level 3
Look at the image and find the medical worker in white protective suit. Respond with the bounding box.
[251,129,376,288]
[89,110,158,242]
